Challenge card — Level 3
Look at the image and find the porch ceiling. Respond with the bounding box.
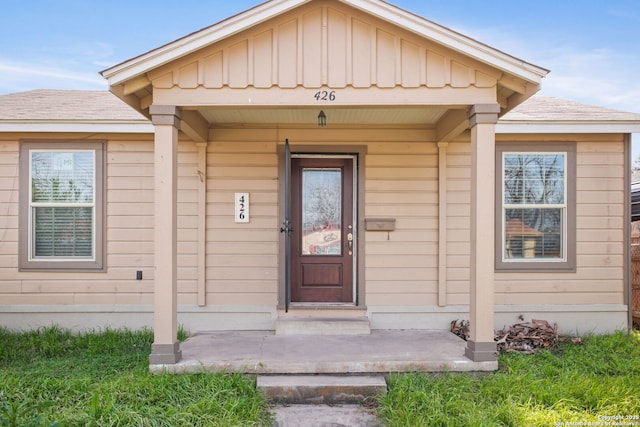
[196,106,450,126]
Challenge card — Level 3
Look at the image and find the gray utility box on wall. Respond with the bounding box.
[365,218,396,231]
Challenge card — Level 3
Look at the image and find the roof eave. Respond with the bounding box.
[496,120,640,134]
[101,0,308,86]
[0,121,153,134]
[101,0,548,88]
[345,0,548,83]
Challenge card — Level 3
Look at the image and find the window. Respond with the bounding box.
[20,142,104,270]
[495,143,576,271]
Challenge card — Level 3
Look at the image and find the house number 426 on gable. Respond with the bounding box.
[314,91,336,101]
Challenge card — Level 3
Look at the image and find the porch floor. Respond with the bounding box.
[150,330,498,374]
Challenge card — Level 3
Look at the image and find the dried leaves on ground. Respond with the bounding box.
[450,319,470,341]
[450,318,583,354]
[495,319,560,354]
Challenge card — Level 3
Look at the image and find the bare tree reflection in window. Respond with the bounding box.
[503,153,564,259]
[30,151,94,258]
[302,169,342,255]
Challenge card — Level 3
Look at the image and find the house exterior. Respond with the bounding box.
[1,0,639,364]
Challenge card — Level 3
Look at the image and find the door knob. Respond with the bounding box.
[347,232,353,255]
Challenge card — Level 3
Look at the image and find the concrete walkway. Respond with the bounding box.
[271,404,383,427]
[150,330,497,374]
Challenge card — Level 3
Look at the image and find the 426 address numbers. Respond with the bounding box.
[314,90,336,101]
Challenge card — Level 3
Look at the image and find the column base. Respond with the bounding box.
[150,341,182,364]
[464,340,497,362]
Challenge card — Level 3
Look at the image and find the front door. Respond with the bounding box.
[290,156,355,303]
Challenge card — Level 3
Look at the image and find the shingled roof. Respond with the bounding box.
[1,90,639,133]
[0,89,147,122]
[501,95,640,122]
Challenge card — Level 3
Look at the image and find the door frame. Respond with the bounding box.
[290,154,356,304]
[278,143,367,308]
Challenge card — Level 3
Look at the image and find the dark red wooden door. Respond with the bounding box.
[290,157,354,303]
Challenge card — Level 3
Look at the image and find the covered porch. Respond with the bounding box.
[143,102,504,365]
[99,0,549,368]
[149,329,498,374]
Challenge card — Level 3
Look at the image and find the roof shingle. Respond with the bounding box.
[1,90,639,127]
[501,95,640,122]
[0,89,147,122]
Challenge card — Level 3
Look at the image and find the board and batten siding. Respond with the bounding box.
[148,1,499,93]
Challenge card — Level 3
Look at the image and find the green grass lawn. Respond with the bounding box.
[0,326,272,426]
[1,327,638,427]
[378,331,640,427]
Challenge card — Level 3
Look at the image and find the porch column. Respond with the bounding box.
[465,104,500,362]
[149,105,182,364]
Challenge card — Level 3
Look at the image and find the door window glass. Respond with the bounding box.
[301,168,342,255]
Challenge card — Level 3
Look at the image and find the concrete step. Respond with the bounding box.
[275,317,371,335]
[257,375,387,404]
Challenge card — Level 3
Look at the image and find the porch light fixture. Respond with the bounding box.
[317,110,326,127]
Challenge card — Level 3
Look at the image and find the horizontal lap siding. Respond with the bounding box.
[205,135,279,306]
[0,135,280,307]
[365,140,439,306]
[0,131,626,312]
[106,140,155,306]
[0,141,19,288]
[445,142,471,305]
[495,135,625,306]
[175,143,201,305]
[0,138,153,305]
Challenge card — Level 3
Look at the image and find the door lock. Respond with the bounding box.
[347,232,353,255]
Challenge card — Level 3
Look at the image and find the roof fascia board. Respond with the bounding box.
[101,0,310,86]
[3,121,638,135]
[496,122,640,134]
[0,122,154,134]
[102,0,547,87]
[344,0,548,84]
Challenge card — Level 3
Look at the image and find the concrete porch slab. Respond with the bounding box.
[150,330,498,374]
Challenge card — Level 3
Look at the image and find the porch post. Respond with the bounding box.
[465,104,500,362]
[149,105,182,364]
